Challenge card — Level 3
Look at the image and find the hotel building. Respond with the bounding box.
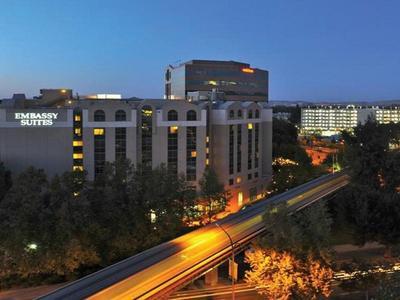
[301,105,400,136]
[0,89,272,210]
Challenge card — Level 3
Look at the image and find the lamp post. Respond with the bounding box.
[215,222,235,300]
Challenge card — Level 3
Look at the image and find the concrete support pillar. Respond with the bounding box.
[205,267,218,286]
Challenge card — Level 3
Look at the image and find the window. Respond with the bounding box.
[115,127,126,161]
[237,124,242,173]
[141,106,153,171]
[73,109,83,172]
[238,110,243,119]
[229,110,235,119]
[248,173,252,180]
[248,124,253,170]
[248,110,253,119]
[115,110,126,121]
[73,153,83,159]
[93,128,104,135]
[94,110,105,121]
[187,110,197,121]
[255,123,259,168]
[94,128,105,177]
[186,127,196,181]
[229,125,234,175]
[229,178,234,185]
[168,126,178,174]
[255,109,260,118]
[254,172,259,178]
[168,109,178,121]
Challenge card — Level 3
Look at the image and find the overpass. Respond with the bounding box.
[39,172,349,300]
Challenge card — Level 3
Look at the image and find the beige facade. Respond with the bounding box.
[0,94,272,209]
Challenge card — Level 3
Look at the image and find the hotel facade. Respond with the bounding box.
[0,89,272,210]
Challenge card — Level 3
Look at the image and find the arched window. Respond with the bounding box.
[94,110,105,121]
[115,110,126,121]
[229,110,235,119]
[187,110,197,121]
[248,110,253,119]
[237,109,243,119]
[168,109,178,121]
[255,109,260,118]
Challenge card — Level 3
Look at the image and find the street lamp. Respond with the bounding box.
[215,222,235,300]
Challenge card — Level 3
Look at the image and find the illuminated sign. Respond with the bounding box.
[15,112,59,126]
[242,68,254,73]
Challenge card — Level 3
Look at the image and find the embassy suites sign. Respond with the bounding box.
[14,112,59,126]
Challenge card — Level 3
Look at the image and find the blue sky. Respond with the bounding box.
[0,0,399,101]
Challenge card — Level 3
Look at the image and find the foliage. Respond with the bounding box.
[245,246,333,300]
[375,270,400,300]
[199,167,228,222]
[334,121,400,247]
[0,160,199,288]
[261,201,332,261]
[270,118,323,194]
[0,162,12,201]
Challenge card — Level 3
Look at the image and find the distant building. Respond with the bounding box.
[0,89,272,211]
[301,105,400,136]
[273,111,291,121]
[165,60,268,102]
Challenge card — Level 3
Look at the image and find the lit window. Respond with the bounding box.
[169,126,178,134]
[242,68,254,73]
[206,148,209,154]
[206,158,209,165]
[73,153,83,159]
[61,89,67,93]
[94,128,105,135]
[238,192,243,207]
[248,123,253,129]
[74,115,81,121]
[73,166,84,171]
[74,128,81,135]
[73,140,83,147]
[236,177,242,184]
[191,151,197,158]
[206,136,210,143]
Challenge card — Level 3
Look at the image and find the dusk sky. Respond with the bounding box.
[1,0,399,101]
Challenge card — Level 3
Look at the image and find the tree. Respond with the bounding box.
[335,121,400,249]
[0,162,12,201]
[199,167,228,222]
[245,246,333,299]
[261,201,332,261]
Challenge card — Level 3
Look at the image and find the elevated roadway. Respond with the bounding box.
[39,172,349,300]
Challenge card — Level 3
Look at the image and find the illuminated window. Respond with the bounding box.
[73,140,83,147]
[236,177,242,184]
[93,128,105,135]
[73,166,84,171]
[206,148,209,154]
[191,151,197,158]
[169,126,178,134]
[206,158,210,165]
[206,136,210,143]
[238,192,243,207]
[242,68,254,73]
[73,153,83,159]
[74,128,81,135]
[248,123,253,129]
[74,115,81,121]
